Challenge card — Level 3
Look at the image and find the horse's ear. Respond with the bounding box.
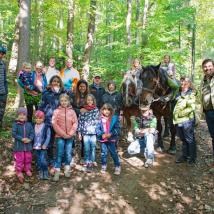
[155,63,161,70]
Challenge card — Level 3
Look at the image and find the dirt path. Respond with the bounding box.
[0,121,214,214]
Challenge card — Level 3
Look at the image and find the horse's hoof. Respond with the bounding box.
[156,147,164,153]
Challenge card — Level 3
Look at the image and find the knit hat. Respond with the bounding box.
[17,107,27,115]
[0,45,7,54]
[35,110,45,119]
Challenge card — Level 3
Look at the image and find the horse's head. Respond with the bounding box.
[139,63,168,104]
[121,75,136,107]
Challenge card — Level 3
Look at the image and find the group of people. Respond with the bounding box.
[0,45,214,183]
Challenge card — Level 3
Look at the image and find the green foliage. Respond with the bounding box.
[0,0,213,86]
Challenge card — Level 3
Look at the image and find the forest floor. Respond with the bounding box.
[0,103,214,214]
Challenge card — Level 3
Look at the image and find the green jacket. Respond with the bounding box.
[173,89,196,125]
[166,77,180,100]
[200,75,214,111]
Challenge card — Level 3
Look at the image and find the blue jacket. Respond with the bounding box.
[18,71,47,92]
[34,124,51,148]
[12,121,34,152]
[39,88,66,126]
[96,115,120,142]
[0,60,8,95]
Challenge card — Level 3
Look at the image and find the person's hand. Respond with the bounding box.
[80,108,88,113]
[22,138,27,143]
[102,134,107,139]
[105,134,111,138]
[42,145,47,150]
[78,133,82,141]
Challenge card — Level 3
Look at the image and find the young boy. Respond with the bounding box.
[134,104,157,168]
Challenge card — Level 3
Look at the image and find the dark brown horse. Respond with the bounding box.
[139,64,176,152]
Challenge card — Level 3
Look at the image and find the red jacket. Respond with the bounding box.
[52,106,78,138]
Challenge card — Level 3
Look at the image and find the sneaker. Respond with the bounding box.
[100,165,107,174]
[92,162,98,167]
[64,166,71,178]
[53,170,60,182]
[49,166,55,175]
[17,173,24,183]
[144,159,153,168]
[175,156,187,164]
[38,171,43,180]
[114,166,121,175]
[43,171,49,180]
[167,147,176,155]
[80,159,85,165]
[26,171,32,177]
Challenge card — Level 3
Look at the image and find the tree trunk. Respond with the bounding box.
[8,14,19,74]
[191,19,196,81]
[82,0,96,80]
[142,0,149,30]
[135,0,140,46]
[66,0,74,59]
[126,0,132,64]
[14,0,31,108]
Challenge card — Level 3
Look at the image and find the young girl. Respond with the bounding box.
[78,94,99,171]
[12,107,34,183]
[96,103,121,175]
[33,110,51,180]
[18,62,38,96]
[52,93,78,181]
[134,105,157,168]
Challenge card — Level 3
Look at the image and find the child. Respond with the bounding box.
[52,93,78,181]
[77,94,100,171]
[134,104,157,168]
[96,103,121,175]
[33,110,51,179]
[12,107,34,183]
[18,62,39,96]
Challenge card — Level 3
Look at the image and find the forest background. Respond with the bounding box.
[0,0,214,102]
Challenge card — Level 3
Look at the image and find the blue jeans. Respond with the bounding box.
[35,150,48,172]
[101,142,120,167]
[83,135,96,164]
[55,138,73,169]
[205,110,214,155]
[139,134,155,160]
[176,120,196,161]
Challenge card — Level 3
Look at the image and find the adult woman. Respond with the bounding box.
[73,79,89,116]
[173,77,196,165]
[102,80,123,115]
[72,79,89,164]
[39,75,66,169]
[18,61,47,122]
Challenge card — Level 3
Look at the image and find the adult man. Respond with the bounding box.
[89,73,105,109]
[60,58,80,92]
[0,45,8,129]
[45,57,59,83]
[201,59,214,157]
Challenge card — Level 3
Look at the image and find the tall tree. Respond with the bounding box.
[82,0,96,80]
[135,0,140,46]
[66,0,74,59]
[14,0,31,108]
[126,0,132,64]
[142,0,149,30]
[8,13,20,74]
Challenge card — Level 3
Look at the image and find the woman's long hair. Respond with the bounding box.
[49,75,64,90]
[75,79,89,105]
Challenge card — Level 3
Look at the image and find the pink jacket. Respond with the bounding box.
[52,106,78,138]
